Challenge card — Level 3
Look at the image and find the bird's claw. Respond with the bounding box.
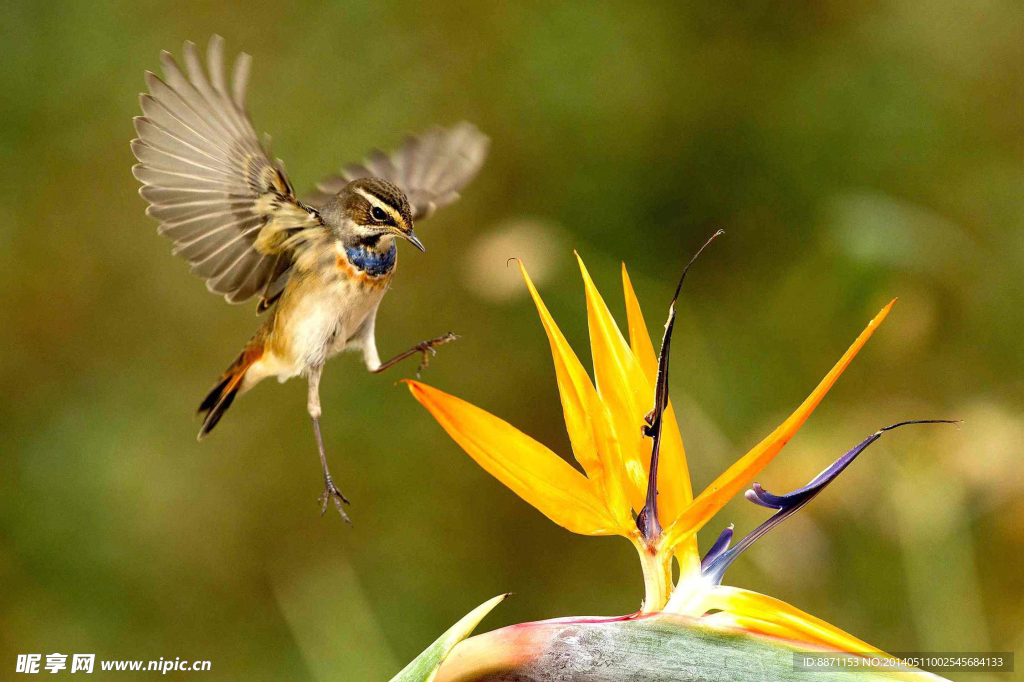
[319,476,351,524]
[415,332,459,378]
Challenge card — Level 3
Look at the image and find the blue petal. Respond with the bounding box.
[700,525,734,573]
[702,420,958,586]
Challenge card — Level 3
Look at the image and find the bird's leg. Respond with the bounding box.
[313,418,350,521]
[371,332,459,378]
[307,365,350,523]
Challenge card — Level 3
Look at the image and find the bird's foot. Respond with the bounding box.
[413,332,459,378]
[319,475,351,524]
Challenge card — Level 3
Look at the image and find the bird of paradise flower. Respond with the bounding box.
[406,235,955,668]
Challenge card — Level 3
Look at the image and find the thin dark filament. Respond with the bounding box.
[636,230,724,543]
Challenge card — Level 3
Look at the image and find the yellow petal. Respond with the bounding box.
[663,300,895,550]
[696,586,884,654]
[700,610,811,644]
[576,254,654,512]
[621,264,660,383]
[519,261,633,531]
[407,380,618,535]
[622,263,699,579]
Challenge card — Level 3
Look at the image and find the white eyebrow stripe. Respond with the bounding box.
[353,187,404,225]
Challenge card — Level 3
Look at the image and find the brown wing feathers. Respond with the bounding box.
[304,122,490,220]
[131,36,317,306]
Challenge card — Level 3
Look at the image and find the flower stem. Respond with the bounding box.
[634,539,673,612]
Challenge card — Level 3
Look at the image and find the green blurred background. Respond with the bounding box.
[1,0,1021,679]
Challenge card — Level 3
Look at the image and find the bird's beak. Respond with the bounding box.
[404,230,426,252]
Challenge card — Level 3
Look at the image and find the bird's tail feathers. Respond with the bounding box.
[197,343,264,440]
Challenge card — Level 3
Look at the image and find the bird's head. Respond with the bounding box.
[321,177,423,251]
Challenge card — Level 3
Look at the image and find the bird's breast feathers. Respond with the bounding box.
[262,240,394,373]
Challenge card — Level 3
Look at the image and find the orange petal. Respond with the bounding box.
[519,261,633,531]
[663,300,895,550]
[407,380,618,535]
[696,586,884,655]
[622,263,699,578]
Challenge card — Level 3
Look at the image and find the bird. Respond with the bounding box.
[130,36,488,522]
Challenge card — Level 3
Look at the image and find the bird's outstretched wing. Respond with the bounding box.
[304,122,489,221]
[131,36,322,307]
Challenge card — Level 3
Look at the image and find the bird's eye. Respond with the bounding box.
[371,206,388,222]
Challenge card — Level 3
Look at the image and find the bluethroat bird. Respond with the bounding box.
[130,36,488,522]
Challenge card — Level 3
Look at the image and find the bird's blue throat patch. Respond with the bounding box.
[345,242,397,277]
